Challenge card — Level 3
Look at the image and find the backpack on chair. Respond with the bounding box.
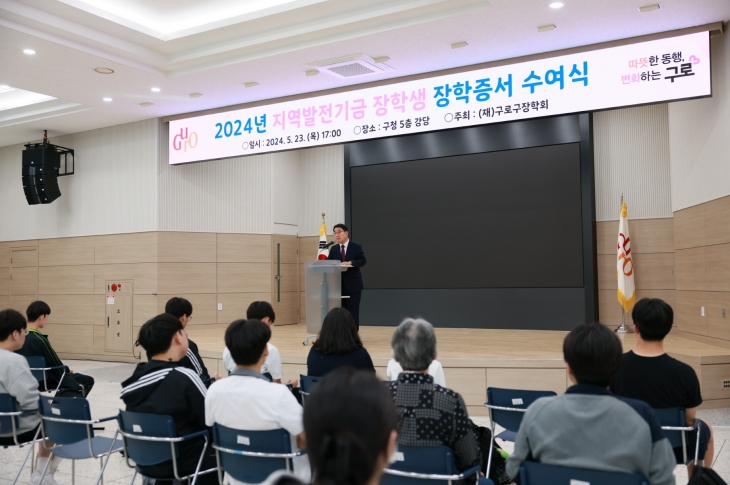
[688,466,727,485]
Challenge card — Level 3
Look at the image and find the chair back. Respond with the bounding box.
[381,446,456,485]
[653,407,686,449]
[486,388,556,435]
[118,410,179,466]
[0,394,19,437]
[299,375,321,393]
[213,424,294,484]
[26,356,48,383]
[519,461,649,485]
[38,395,93,445]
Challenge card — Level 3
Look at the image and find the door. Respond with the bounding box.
[10,248,38,312]
[105,280,133,353]
[272,235,299,325]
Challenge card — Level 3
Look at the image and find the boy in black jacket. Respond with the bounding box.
[16,301,94,397]
[164,297,221,382]
[121,313,218,484]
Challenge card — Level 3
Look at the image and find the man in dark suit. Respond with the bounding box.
[327,223,366,328]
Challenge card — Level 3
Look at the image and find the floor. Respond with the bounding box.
[1,359,729,485]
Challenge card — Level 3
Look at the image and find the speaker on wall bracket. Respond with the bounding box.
[22,131,74,205]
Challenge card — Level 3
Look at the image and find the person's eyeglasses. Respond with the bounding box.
[18,328,28,336]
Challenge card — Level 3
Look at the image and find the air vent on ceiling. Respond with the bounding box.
[308,54,394,79]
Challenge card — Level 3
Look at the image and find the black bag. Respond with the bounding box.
[688,467,727,485]
[473,424,512,485]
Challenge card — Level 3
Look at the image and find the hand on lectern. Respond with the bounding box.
[341,261,353,267]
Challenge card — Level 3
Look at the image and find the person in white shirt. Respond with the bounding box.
[206,319,308,484]
[222,301,297,387]
[386,357,446,386]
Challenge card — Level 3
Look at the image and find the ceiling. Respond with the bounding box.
[0,0,728,148]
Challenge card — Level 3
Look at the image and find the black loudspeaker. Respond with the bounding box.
[22,146,61,205]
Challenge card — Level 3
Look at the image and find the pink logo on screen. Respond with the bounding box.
[173,127,198,152]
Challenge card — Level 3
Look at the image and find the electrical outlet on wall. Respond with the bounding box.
[701,306,705,317]
[217,303,223,311]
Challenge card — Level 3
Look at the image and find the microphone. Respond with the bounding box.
[326,240,336,248]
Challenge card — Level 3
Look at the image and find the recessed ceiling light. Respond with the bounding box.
[140,102,154,107]
[103,97,112,102]
[305,70,319,77]
[639,4,661,12]
[94,67,114,74]
[151,87,161,92]
[372,56,390,63]
[189,93,202,98]
[549,2,564,8]
[23,49,36,55]
[538,24,557,32]
[244,82,258,88]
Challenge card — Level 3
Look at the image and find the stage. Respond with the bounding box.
[189,324,730,414]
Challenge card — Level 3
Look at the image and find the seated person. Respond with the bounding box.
[611,298,713,469]
[0,309,60,485]
[121,314,217,485]
[386,356,446,386]
[506,322,675,485]
[306,307,375,377]
[387,318,481,482]
[222,301,296,386]
[205,319,308,483]
[165,297,221,382]
[16,301,94,397]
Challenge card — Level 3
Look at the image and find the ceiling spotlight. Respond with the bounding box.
[151,87,161,92]
[549,2,564,8]
[537,24,557,32]
[23,49,36,55]
[305,69,319,77]
[372,56,390,63]
[189,93,202,98]
[103,97,112,102]
[451,41,469,49]
[140,102,154,107]
[638,4,661,12]
[94,67,114,74]
[244,82,258,88]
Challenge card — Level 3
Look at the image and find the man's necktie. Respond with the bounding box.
[341,245,346,262]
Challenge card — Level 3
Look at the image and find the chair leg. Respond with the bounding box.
[72,460,75,485]
[486,412,496,476]
[94,430,120,485]
[129,470,137,485]
[37,452,53,485]
[11,440,36,485]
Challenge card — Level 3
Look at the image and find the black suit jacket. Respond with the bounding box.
[327,240,366,293]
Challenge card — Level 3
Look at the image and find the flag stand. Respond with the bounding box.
[616,311,629,333]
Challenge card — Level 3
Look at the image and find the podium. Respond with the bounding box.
[303,260,347,345]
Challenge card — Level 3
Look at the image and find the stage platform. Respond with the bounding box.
[189,324,730,415]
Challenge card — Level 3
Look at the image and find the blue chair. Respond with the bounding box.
[653,407,701,465]
[0,394,42,485]
[519,461,649,485]
[382,445,492,485]
[117,410,217,485]
[212,424,306,484]
[299,375,321,405]
[25,356,68,395]
[37,396,122,485]
[484,387,557,472]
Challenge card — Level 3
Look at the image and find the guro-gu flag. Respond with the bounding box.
[617,200,636,312]
[317,213,329,260]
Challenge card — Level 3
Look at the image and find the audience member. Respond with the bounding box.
[387,318,481,482]
[506,322,675,485]
[0,309,59,485]
[386,356,446,386]
[206,319,308,483]
[222,301,296,386]
[611,298,713,469]
[16,301,94,397]
[165,297,221,381]
[307,307,375,377]
[121,314,217,485]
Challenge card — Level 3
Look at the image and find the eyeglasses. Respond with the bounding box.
[17,329,28,336]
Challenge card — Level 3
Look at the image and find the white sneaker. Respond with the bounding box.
[29,470,60,485]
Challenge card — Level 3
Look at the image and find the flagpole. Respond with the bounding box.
[616,194,629,334]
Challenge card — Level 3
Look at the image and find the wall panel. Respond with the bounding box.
[676,291,708,336]
[216,293,271,324]
[158,232,217,263]
[156,293,218,325]
[38,294,97,325]
[158,263,216,294]
[39,265,95,294]
[299,145,345,236]
[217,234,272,263]
[39,237,97,267]
[217,263,271,293]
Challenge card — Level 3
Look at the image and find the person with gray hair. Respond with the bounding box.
[387,318,482,483]
[387,318,446,385]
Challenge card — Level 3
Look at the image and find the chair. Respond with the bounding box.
[212,424,306,484]
[117,410,217,485]
[37,396,122,485]
[519,461,649,485]
[299,375,321,405]
[483,387,557,473]
[382,445,492,485]
[0,394,42,485]
[25,356,68,395]
[653,407,701,465]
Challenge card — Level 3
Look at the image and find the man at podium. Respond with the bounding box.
[327,223,366,328]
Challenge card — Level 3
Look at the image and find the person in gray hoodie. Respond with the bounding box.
[506,322,676,485]
[0,309,59,485]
